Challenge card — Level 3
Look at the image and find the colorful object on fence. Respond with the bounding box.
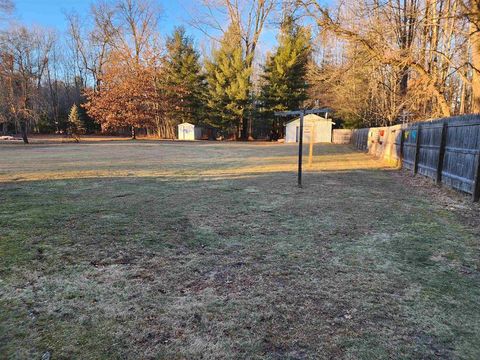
[379,130,385,137]
[411,130,417,141]
[351,115,480,202]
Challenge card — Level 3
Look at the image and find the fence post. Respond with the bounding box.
[473,151,480,202]
[399,128,405,168]
[413,123,422,175]
[436,122,448,184]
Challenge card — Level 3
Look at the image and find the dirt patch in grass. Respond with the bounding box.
[1,142,479,359]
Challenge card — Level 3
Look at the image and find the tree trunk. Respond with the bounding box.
[248,115,254,140]
[460,78,466,114]
[399,66,409,97]
[241,118,247,140]
[20,120,29,144]
[131,126,136,140]
[470,19,480,113]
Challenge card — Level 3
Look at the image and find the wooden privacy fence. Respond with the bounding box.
[332,129,353,144]
[350,115,480,202]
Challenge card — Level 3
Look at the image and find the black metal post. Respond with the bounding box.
[274,108,329,188]
[473,149,480,202]
[298,112,304,188]
[413,123,422,175]
[399,128,405,167]
[436,122,448,184]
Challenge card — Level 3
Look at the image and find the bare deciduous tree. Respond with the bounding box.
[0,26,55,142]
[302,0,477,126]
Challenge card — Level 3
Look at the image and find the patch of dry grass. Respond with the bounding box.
[1,141,479,359]
[0,142,389,183]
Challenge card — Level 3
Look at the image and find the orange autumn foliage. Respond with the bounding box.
[84,51,171,133]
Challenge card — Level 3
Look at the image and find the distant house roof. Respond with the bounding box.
[318,107,333,113]
[309,107,333,114]
[178,122,195,127]
[286,114,335,126]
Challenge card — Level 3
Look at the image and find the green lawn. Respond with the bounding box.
[1,141,479,359]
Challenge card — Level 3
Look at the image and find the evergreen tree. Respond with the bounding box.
[163,27,206,126]
[67,104,85,142]
[260,15,311,136]
[205,24,252,139]
[77,103,98,134]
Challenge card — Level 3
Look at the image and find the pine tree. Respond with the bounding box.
[260,15,311,135]
[163,27,206,126]
[68,104,85,142]
[205,24,252,139]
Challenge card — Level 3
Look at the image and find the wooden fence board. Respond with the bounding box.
[332,129,353,144]
[349,114,480,201]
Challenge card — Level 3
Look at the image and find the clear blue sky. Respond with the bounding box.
[11,0,284,59]
[12,0,207,43]
[11,0,329,55]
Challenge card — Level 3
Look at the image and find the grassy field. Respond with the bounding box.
[1,140,479,359]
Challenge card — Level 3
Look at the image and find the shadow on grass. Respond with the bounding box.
[1,147,478,359]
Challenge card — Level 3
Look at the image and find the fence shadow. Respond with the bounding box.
[345,115,480,201]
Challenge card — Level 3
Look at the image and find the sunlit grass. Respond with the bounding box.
[0,142,391,182]
[1,141,478,358]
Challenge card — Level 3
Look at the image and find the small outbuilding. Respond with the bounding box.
[177,122,202,141]
[285,114,335,143]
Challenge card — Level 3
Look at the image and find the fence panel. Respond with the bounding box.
[402,127,417,170]
[417,123,444,180]
[348,114,480,201]
[351,128,369,150]
[332,129,353,144]
[442,120,480,194]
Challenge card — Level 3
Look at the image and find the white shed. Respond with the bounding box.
[177,122,202,141]
[285,114,334,143]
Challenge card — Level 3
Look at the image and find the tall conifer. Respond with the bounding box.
[163,27,206,125]
[205,24,252,139]
[260,15,311,135]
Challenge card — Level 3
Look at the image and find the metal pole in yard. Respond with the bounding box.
[275,108,329,188]
[298,111,304,188]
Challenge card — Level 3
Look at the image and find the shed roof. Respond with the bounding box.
[286,114,335,126]
[178,122,195,127]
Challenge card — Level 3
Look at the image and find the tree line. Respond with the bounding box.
[1,0,480,143]
[304,0,480,127]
